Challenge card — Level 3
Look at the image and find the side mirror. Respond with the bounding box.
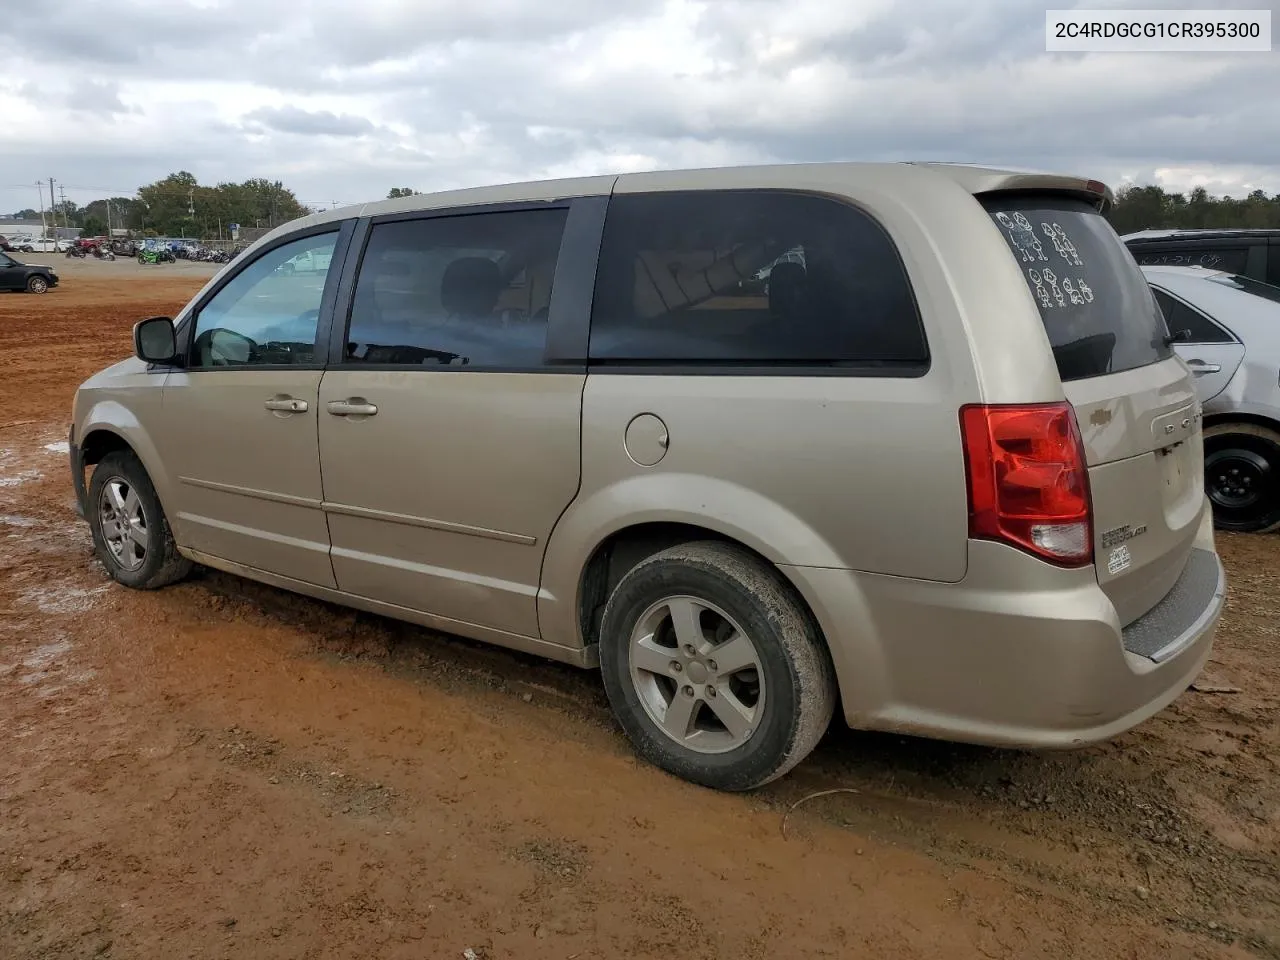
[133,316,177,364]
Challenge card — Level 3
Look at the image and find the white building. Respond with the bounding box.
[0,218,82,242]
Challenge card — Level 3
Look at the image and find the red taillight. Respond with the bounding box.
[960,402,1093,567]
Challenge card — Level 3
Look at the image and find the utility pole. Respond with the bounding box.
[58,184,68,234]
[36,181,47,238]
[106,199,112,237]
[49,178,57,238]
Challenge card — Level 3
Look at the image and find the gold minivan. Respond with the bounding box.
[70,163,1226,790]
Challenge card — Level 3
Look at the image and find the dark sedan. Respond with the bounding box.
[0,251,59,294]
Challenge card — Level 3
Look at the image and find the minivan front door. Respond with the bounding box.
[317,205,586,640]
[159,228,348,587]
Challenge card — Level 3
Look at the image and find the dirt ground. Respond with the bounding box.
[1,267,1277,959]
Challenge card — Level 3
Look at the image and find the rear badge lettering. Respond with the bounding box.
[1107,545,1132,576]
[1101,524,1147,549]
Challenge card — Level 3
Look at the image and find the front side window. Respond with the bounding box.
[588,190,927,368]
[1150,288,1234,343]
[344,209,568,368]
[190,232,337,368]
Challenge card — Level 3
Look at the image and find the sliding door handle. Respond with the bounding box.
[327,399,378,417]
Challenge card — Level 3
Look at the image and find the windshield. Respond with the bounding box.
[983,195,1172,381]
[1209,274,1280,305]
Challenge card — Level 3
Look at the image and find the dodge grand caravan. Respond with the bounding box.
[69,162,1226,791]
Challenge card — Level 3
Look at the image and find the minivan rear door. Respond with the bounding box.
[983,195,1207,627]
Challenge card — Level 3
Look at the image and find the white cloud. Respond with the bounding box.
[1,0,1276,214]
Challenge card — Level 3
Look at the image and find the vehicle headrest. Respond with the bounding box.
[441,257,501,317]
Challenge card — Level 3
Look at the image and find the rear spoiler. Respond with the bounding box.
[910,163,1113,213]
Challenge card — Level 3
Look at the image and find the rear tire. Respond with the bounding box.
[88,451,192,589]
[1203,422,1280,533]
[598,541,836,791]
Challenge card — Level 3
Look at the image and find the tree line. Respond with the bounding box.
[1104,185,1279,234]
[8,172,311,239]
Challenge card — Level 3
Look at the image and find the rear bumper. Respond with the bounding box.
[784,516,1224,749]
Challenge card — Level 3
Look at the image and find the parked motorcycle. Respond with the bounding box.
[65,245,87,259]
[137,248,175,265]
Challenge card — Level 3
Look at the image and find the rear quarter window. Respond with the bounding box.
[589,190,927,370]
[983,195,1172,381]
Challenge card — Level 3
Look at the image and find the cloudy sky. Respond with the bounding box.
[2,0,1277,216]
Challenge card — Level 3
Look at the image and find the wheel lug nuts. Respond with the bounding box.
[683,644,696,657]
[705,685,717,698]
[671,661,682,673]
[682,686,694,698]
[707,660,718,672]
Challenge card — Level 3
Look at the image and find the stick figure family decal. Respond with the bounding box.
[1043,222,1083,267]
[994,212,1047,262]
[996,214,1093,310]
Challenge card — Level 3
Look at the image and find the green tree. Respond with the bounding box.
[80,216,108,237]
[1107,183,1280,232]
[137,171,199,236]
[135,172,309,236]
[387,187,419,199]
[10,208,40,220]
[83,197,138,234]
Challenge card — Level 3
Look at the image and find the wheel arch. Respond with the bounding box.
[76,408,177,527]
[79,426,135,467]
[1202,411,1280,435]
[567,519,858,714]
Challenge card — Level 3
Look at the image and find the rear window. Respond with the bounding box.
[1208,273,1280,305]
[983,195,1171,381]
[1130,246,1250,274]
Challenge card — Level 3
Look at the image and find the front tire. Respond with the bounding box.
[598,541,836,791]
[87,451,192,589]
[26,276,48,294]
[1203,423,1280,533]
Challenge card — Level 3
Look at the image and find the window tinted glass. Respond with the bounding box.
[191,232,336,368]
[1130,246,1250,274]
[1151,288,1233,343]
[1268,250,1280,287]
[984,196,1171,381]
[345,209,567,368]
[589,191,926,367]
[1209,273,1280,306]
